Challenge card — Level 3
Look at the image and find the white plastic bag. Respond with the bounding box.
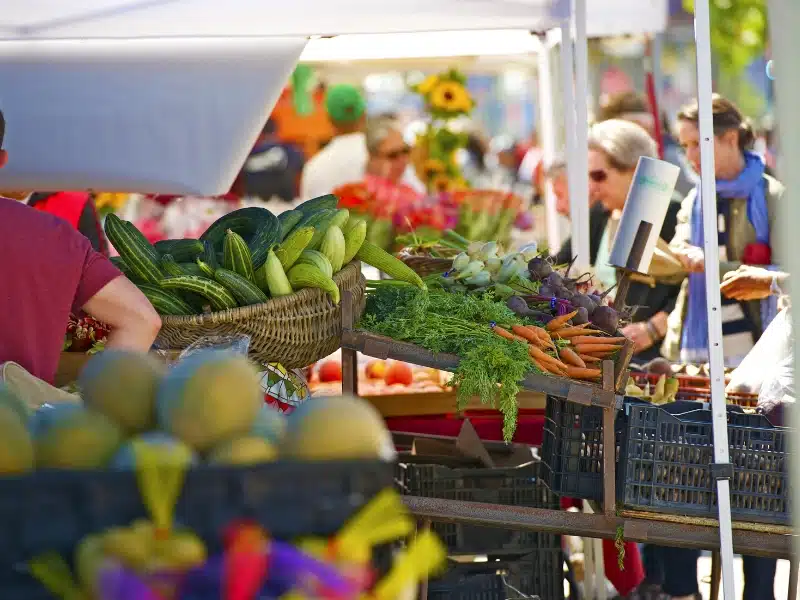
[726,306,793,395]
[758,352,795,425]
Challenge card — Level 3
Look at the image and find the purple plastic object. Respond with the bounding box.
[98,563,161,600]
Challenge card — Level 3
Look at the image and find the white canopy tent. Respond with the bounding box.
[0,1,738,597]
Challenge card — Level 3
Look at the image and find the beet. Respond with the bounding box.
[554,286,574,300]
[571,293,597,315]
[545,272,564,288]
[528,257,553,280]
[538,284,555,297]
[507,295,532,317]
[590,305,619,334]
[529,310,554,324]
[573,306,589,325]
[645,357,673,376]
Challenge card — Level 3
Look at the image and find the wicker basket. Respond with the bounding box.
[156,261,366,368]
[396,250,453,277]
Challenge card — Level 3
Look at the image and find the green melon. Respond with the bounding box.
[208,435,277,466]
[156,351,262,452]
[35,408,123,470]
[79,350,166,434]
[282,395,396,461]
[28,402,82,438]
[0,405,34,474]
[0,382,30,425]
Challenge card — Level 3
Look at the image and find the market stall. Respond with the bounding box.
[1,1,795,599]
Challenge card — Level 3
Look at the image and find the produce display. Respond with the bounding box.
[308,356,449,397]
[106,194,425,317]
[361,251,631,441]
[4,350,448,598]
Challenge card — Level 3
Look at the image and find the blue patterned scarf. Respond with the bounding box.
[680,152,769,363]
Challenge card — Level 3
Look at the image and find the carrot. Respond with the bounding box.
[570,335,627,345]
[492,325,516,341]
[563,366,602,380]
[559,347,586,368]
[511,325,541,344]
[569,331,628,345]
[531,327,556,350]
[573,343,623,354]
[526,324,551,341]
[545,310,579,332]
[549,325,594,339]
[529,346,570,374]
[529,356,546,372]
[578,354,602,363]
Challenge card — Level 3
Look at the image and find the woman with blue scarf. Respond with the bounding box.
[640,95,784,600]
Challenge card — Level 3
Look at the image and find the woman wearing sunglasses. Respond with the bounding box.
[586,119,683,362]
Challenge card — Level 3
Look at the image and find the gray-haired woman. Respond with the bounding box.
[586,118,683,361]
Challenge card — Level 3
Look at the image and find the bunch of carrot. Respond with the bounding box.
[492,309,627,382]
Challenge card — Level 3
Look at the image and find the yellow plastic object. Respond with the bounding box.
[368,531,446,600]
[29,552,86,600]
[132,438,191,535]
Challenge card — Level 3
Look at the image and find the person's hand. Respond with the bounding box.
[674,245,705,273]
[621,321,653,353]
[720,265,784,301]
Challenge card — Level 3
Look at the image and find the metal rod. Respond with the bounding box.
[402,496,793,559]
[692,0,737,597]
[789,558,798,600]
[340,290,358,396]
[536,33,561,252]
[572,0,591,271]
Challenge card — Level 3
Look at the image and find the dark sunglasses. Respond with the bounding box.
[589,169,608,183]
[382,147,411,160]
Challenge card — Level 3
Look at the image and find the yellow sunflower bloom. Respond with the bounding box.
[416,74,440,95]
[429,81,473,114]
[430,174,454,192]
[422,158,447,179]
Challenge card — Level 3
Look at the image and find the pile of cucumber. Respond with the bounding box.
[106,194,426,316]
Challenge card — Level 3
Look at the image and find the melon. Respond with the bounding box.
[111,431,197,470]
[35,408,123,469]
[79,350,166,434]
[250,404,287,444]
[28,402,82,438]
[208,435,277,466]
[0,382,30,425]
[282,395,396,461]
[156,351,262,452]
[0,405,34,474]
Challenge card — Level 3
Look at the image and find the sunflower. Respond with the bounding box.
[430,174,454,193]
[415,74,440,95]
[422,158,447,180]
[429,81,473,114]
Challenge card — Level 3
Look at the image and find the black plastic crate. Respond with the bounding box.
[0,461,393,598]
[428,551,565,600]
[397,461,561,556]
[619,403,791,524]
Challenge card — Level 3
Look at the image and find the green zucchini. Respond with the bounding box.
[200,207,278,252]
[248,210,281,271]
[154,239,204,262]
[223,230,255,281]
[297,208,337,251]
[137,283,194,316]
[105,214,163,285]
[295,194,339,217]
[196,259,216,279]
[161,276,238,312]
[214,268,269,306]
[277,209,304,241]
[110,256,141,282]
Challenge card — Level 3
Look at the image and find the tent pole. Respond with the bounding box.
[766,0,800,570]
[692,1,737,599]
[559,16,579,268]
[537,35,560,252]
[571,0,590,272]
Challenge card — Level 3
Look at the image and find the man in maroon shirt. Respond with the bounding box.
[0,109,161,385]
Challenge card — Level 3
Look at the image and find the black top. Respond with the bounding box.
[553,202,611,266]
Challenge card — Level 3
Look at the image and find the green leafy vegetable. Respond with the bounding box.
[360,286,535,440]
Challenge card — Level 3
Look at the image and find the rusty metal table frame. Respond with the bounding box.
[338,291,797,596]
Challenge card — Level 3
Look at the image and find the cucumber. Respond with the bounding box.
[214,268,269,306]
[110,256,142,282]
[178,263,206,278]
[200,207,273,249]
[160,254,188,277]
[277,209,304,241]
[154,239,204,262]
[195,259,216,279]
[161,276,238,311]
[295,194,339,217]
[223,230,255,281]
[275,226,314,271]
[137,283,194,316]
[296,250,333,278]
[105,214,163,285]
[247,210,281,271]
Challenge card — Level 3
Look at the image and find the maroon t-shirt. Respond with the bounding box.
[0,198,121,383]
